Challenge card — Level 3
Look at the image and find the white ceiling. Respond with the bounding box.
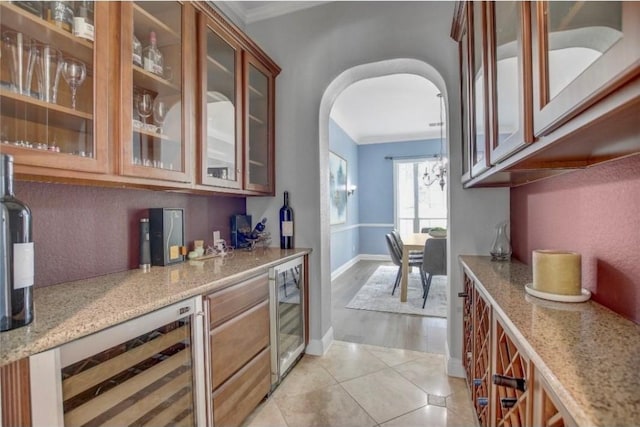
[216,2,447,145]
[331,74,445,145]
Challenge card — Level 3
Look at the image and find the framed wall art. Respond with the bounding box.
[329,151,347,225]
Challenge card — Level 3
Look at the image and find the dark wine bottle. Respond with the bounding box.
[493,374,527,392]
[279,191,293,249]
[250,218,267,239]
[0,154,34,331]
[500,397,518,409]
[477,397,489,407]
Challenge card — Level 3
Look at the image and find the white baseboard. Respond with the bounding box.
[445,340,465,378]
[305,327,334,356]
[331,254,391,281]
[331,257,361,281]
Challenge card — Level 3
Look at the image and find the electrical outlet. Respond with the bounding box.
[212,230,221,244]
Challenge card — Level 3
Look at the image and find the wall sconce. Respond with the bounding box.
[347,185,357,196]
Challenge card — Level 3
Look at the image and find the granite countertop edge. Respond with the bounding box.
[459,255,640,427]
[0,248,311,366]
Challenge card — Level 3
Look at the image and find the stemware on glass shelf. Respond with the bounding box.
[61,57,86,110]
[152,97,167,133]
[1,31,36,97]
[137,93,153,129]
[33,44,63,104]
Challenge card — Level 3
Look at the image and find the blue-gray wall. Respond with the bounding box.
[329,119,442,271]
[329,120,359,272]
[358,139,441,256]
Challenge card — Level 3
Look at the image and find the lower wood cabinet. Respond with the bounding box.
[205,273,271,427]
[0,358,31,427]
[212,347,271,427]
[461,268,575,427]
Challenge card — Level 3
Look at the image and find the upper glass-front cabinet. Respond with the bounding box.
[469,1,490,176]
[244,54,274,193]
[120,1,194,182]
[198,15,242,189]
[0,1,109,173]
[487,1,534,163]
[532,1,640,136]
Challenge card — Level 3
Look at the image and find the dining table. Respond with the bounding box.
[399,232,431,302]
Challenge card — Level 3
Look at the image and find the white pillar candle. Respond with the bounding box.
[532,250,582,295]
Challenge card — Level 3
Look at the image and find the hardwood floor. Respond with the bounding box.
[331,260,447,353]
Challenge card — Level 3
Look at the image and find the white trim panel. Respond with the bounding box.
[306,326,334,356]
[30,349,64,427]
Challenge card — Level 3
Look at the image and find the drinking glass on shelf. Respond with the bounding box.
[153,97,168,133]
[61,57,86,109]
[137,93,153,128]
[33,44,63,103]
[2,31,36,96]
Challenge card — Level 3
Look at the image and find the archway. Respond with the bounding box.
[312,58,450,355]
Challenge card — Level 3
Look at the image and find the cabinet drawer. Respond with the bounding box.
[210,300,269,389]
[207,273,269,329]
[212,347,271,427]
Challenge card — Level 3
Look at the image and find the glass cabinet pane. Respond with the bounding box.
[246,60,271,191]
[276,264,304,375]
[471,1,486,173]
[0,1,106,172]
[544,1,622,101]
[460,28,471,180]
[202,24,240,187]
[132,1,182,171]
[494,1,519,145]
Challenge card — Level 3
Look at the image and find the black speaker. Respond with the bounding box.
[149,208,184,266]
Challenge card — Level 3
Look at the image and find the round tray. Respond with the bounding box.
[524,283,591,303]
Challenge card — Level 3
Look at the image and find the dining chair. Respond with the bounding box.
[421,237,447,308]
[390,229,423,256]
[385,233,425,296]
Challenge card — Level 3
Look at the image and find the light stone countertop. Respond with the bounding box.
[1,248,310,366]
[460,255,640,427]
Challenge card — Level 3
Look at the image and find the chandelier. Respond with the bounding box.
[423,93,447,190]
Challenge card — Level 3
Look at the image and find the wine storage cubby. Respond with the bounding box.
[493,317,531,427]
[473,287,491,427]
[461,273,474,389]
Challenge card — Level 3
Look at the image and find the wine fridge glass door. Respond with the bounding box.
[270,257,305,386]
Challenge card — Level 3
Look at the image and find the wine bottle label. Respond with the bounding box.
[13,242,34,289]
[282,221,293,237]
[73,18,95,41]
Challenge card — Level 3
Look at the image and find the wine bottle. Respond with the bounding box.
[132,34,143,67]
[477,397,489,407]
[279,191,293,249]
[500,397,518,409]
[0,154,34,331]
[143,31,164,76]
[493,374,527,392]
[73,0,94,41]
[249,218,267,239]
[47,1,74,33]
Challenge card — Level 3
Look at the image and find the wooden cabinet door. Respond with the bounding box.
[210,300,270,389]
[0,358,31,427]
[486,1,534,163]
[532,1,640,136]
[197,14,243,190]
[468,1,491,177]
[118,1,194,183]
[0,1,109,175]
[243,53,275,194]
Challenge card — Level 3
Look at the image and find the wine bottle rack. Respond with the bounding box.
[494,318,530,427]
[462,273,474,388]
[61,319,195,427]
[541,385,566,427]
[473,287,491,427]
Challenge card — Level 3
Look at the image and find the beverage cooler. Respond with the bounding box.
[269,256,305,387]
[29,297,207,426]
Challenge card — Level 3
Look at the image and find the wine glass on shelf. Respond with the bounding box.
[153,97,168,134]
[61,58,86,110]
[137,93,153,129]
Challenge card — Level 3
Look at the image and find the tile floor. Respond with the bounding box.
[242,341,478,427]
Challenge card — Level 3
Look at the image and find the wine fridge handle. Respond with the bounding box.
[458,292,468,298]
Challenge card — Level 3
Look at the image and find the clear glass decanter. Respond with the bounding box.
[490,221,512,261]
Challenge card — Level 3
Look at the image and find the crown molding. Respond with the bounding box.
[245,2,329,24]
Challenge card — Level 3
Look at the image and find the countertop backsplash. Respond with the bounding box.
[15,181,246,288]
